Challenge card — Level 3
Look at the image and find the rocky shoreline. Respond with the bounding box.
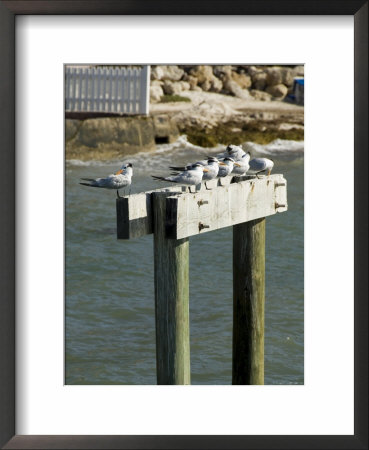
[150,64,304,103]
[66,65,304,161]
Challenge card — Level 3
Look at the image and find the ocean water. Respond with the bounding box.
[65,137,304,385]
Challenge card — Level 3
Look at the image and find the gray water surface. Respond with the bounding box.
[65,140,304,384]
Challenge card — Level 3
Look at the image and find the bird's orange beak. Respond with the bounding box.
[115,169,123,175]
[203,168,209,172]
[234,163,241,167]
[219,162,227,166]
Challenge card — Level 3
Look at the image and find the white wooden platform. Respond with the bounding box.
[116,174,287,240]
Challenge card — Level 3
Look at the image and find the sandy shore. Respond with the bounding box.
[151,90,304,128]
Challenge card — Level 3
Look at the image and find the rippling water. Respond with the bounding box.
[65,137,304,385]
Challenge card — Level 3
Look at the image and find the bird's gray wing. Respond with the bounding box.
[249,158,267,172]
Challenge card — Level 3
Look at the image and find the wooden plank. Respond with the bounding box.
[116,174,287,240]
[133,68,138,114]
[166,174,287,239]
[140,65,150,115]
[120,68,126,113]
[73,68,78,111]
[83,68,88,111]
[116,186,185,239]
[108,67,113,112]
[65,68,70,110]
[153,192,190,385]
[96,67,101,112]
[91,67,96,111]
[126,68,131,114]
[114,68,119,113]
[233,218,265,385]
[102,68,107,112]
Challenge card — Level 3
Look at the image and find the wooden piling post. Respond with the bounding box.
[117,176,287,384]
[232,218,265,385]
[152,193,191,385]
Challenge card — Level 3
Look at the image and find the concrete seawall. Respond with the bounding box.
[65,114,179,160]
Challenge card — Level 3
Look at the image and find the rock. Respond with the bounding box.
[231,71,252,89]
[280,68,294,87]
[151,79,163,87]
[190,65,213,83]
[179,81,191,91]
[65,119,81,141]
[163,65,185,81]
[265,66,296,87]
[151,65,184,81]
[209,76,223,92]
[293,65,305,77]
[150,85,164,103]
[182,74,198,90]
[200,79,212,91]
[223,79,250,99]
[213,65,233,79]
[151,66,164,80]
[252,72,267,91]
[247,66,263,77]
[265,67,284,86]
[189,65,222,92]
[216,67,251,92]
[162,80,183,95]
[189,76,199,90]
[250,89,272,101]
[179,65,197,73]
[266,83,288,99]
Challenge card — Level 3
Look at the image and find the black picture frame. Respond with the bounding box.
[0,1,367,449]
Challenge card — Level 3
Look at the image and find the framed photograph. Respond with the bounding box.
[1,1,367,449]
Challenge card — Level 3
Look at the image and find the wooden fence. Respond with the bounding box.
[65,65,150,115]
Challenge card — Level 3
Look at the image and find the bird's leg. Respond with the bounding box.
[205,182,211,190]
[116,190,121,199]
[267,169,271,176]
[128,186,131,196]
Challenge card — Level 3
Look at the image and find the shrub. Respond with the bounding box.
[160,94,191,103]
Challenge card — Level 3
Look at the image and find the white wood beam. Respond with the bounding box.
[116,174,287,240]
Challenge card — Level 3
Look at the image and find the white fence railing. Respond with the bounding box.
[65,66,150,115]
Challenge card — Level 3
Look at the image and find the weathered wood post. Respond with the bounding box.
[232,218,265,385]
[152,193,191,385]
[117,174,287,385]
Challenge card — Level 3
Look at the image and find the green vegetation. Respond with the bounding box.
[160,94,191,103]
[185,120,304,147]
